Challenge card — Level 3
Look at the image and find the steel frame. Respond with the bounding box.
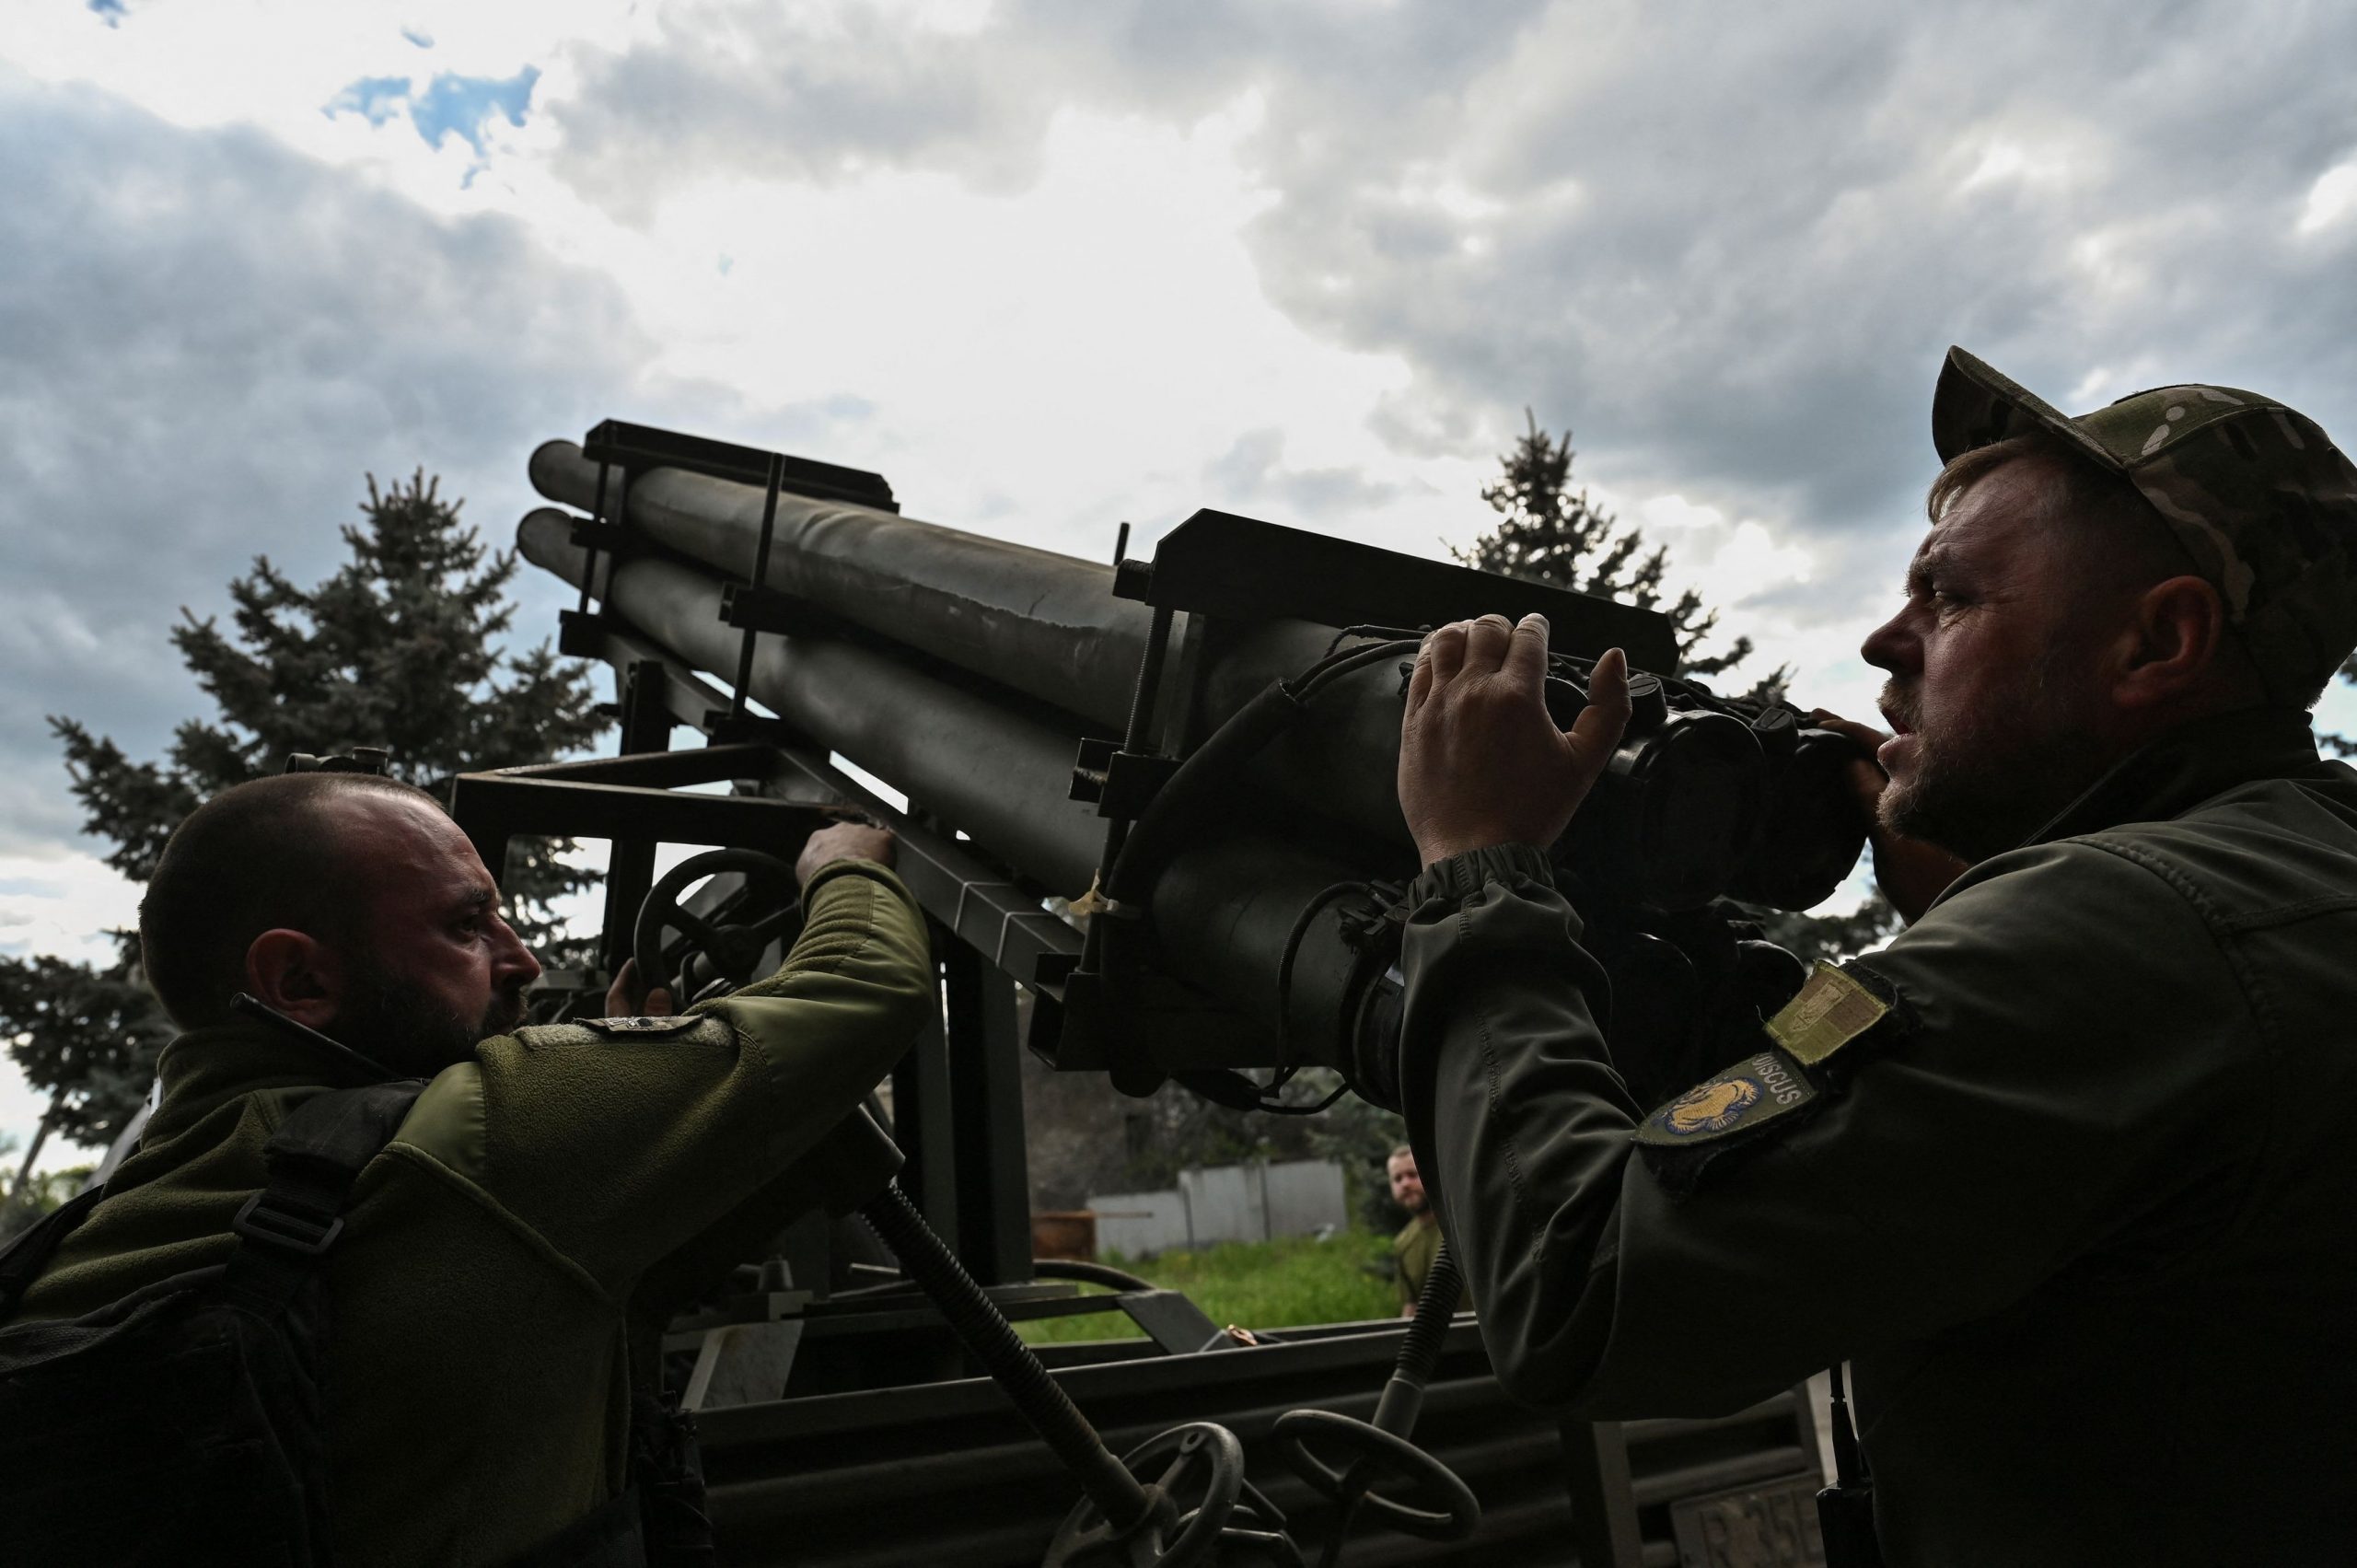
[475,451,1828,1564]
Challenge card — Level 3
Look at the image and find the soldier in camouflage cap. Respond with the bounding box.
[1376,344,2357,1565]
[1933,346,2357,702]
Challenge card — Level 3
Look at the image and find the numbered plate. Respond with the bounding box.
[1669,1472,1828,1568]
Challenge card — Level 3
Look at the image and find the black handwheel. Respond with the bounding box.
[1271,1409,1480,1542]
[633,848,804,1002]
[1043,1423,1246,1568]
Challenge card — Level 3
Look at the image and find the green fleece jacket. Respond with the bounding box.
[13,859,931,1567]
[1400,710,2357,1567]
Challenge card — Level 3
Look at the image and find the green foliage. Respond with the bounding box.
[0,949,170,1147]
[1017,1231,1399,1344]
[1753,890,1902,966]
[4,472,608,1145]
[0,1135,99,1242]
[1454,411,1785,694]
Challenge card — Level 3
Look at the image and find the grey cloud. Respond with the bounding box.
[0,70,869,863]
[0,70,643,789]
[547,0,2357,565]
[547,0,1549,217]
[1202,427,1411,519]
[1244,1,2357,544]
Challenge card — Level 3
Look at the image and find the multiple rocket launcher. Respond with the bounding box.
[516,425,1864,1098]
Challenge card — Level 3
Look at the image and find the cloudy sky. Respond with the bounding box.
[7,0,2357,1163]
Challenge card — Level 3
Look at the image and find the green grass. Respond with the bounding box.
[1018,1231,1399,1344]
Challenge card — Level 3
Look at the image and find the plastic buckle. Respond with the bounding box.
[231,1193,345,1257]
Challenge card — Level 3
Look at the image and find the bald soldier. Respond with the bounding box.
[1375,349,2357,1566]
[3,774,932,1564]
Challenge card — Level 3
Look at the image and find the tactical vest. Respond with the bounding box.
[0,1081,709,1567]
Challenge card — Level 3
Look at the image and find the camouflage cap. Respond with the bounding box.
[1932,345,2357,700]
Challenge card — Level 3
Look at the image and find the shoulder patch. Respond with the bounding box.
[576,1015,705,1039]
[1763,962,1889,1066]
[1635,1047,1817,1148]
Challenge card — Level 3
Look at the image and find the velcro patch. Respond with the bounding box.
[1634,1047,1817,1148]
[1763,962,1888,1066]
[577,1015,704,1040]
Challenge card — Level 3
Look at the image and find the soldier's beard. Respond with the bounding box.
[1879,649,2115,865]
[333,961,527,1075]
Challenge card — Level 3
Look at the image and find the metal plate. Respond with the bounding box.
[1670,1471,1828,1567]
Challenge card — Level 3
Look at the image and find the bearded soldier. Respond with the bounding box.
[1378,349,2357,1567]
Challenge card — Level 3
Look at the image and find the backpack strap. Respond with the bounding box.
[217,1080,425,1317]
[0,1187,106,1318]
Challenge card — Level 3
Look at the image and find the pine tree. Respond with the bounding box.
[2,472,607,1149]
[1454,412,1784,691]
[1456,412,1907,963]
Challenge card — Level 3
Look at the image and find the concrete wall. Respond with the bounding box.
[1086,1188,1193,1259]
[1086,1158,1347,1259]
[1262,1158,1347,1240]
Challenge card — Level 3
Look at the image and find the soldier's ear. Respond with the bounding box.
[2114,575,2231,712]
[244,928,343,1031]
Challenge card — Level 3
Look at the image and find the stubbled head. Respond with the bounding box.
[141,773,541,1073]
[1387,1144,1426,1215]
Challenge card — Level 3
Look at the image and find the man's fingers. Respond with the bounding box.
[1502,612,1550,688]
[1842,757,1888,820]
[1812,711,1892,756]
[1569,647,1632,761]
[645,986,674,1015]
[1463,613,1515,674]
[1425,621,1469,682]
[603,958,638,1017]
[1407,638,1436,713]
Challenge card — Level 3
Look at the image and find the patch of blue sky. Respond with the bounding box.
[87,0,127,25]
[326,75,413,128]
[322,67,540,158]
[412,66,540,156]
[401,26,433,48]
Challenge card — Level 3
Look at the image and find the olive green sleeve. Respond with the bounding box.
[460,863,934,1294]
[1400,839,2255,1417]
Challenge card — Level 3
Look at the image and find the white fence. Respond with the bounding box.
[1086,1158,1347,1259]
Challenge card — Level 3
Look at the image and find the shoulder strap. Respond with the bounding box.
[216,1079,425,1317]
[0,1187,106,1318]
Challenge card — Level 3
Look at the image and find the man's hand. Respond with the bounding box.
[602,958,675,1019]
[1810,710,1970,923]
[1399,613,1633,866]
[795,820,897,889]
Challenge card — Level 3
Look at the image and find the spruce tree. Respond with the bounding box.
[1456,412,1908,959]
[2,472,607,1150]
[1454,412,1783,691]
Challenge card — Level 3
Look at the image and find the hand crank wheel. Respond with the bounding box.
[632,847,803,1001]
[1271,1409,1478,1542]
[1042,1423,1246,1568]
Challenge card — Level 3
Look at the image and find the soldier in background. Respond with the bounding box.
[1386,1144,1438,1317]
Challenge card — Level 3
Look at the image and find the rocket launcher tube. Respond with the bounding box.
[530,439,1157,731]
[518,508,1110,894]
